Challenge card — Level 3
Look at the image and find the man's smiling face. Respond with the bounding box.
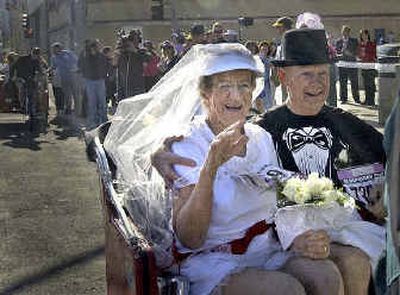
[282,64,329,116]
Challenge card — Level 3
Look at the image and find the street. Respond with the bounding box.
[0,111,106,294]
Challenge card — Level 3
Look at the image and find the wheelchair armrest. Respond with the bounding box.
[84,121,111,162]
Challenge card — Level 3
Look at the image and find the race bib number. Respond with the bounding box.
[337,163,385,206]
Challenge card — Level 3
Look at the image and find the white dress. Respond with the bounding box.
[172,116,290,295]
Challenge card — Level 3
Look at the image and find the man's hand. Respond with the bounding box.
[150,135,196,189]
[291,230,331,260]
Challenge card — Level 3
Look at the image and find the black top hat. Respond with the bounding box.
[272,28,330,67]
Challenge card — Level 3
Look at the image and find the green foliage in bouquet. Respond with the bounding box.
[277,173,355,209]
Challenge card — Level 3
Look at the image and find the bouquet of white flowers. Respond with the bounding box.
[271,172,384,271]
[275,173,357,250]
[277,172,355,208]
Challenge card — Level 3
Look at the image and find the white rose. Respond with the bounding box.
[304,173,334,198]
[282,177,304,203]
[293,186,311,204]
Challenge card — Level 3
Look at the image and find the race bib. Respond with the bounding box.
[337,163,385,206]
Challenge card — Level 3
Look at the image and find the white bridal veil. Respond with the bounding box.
[104,43,264,267]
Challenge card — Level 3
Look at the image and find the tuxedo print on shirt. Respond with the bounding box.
[283,126,333,176]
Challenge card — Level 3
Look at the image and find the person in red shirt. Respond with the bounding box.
[143,40,161,92]
[358,29,377,106]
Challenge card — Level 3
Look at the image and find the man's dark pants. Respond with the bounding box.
[339,67,360,103]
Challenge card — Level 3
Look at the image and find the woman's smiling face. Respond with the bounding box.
[282,64,329,116]
[203,70,254,134]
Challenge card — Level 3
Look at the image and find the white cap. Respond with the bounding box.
[195,43,264,77]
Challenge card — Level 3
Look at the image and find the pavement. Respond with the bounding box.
[0,83,384,294]
[0,108,106,294]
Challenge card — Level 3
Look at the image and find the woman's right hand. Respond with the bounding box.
[208,120,249,170]
[291,230,331,260]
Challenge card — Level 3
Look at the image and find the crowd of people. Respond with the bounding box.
[1,13,394,131]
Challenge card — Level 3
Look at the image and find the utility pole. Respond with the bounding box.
[170,0,178,32]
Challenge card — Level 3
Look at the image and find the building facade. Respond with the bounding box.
[7,0,400,54]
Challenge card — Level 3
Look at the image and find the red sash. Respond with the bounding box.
[173,220,272,263]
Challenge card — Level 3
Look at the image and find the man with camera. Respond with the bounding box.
[113,29,151,101]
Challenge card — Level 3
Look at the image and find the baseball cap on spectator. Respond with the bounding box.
[272,16,293,30]
[191,24,205,36]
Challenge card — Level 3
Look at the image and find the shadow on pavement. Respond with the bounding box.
[0,122,48,151]
[50,116,83,141]
[0,245,105,295]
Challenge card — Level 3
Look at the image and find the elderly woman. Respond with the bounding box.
[168,45,305,295]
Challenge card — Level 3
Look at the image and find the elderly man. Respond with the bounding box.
[260,28,385,295]
[152,29,385,294]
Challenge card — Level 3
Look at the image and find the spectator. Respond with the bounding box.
[256,40,274,111]
[386,31,395,43]
[224,29,239,43]
[205,29,213,44]
[358,29,377,106]
[51,42,79,115]
[114,30,150,101]
[3,52,19,111]
[11,48,43,119]
[171,32,186,57]
[326,32,339,107]
[102,46,117,111]
[211,22,226,43]
[78,39,108,128]
[190,24,206,45]
[245,40,259,55]
[143,40,161,91]
[271,16,293,102]
[272,16,293,60]
[336,25,360,103]
[49,64,64,117]
[159,40,179,76]
[0,53,9,81]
